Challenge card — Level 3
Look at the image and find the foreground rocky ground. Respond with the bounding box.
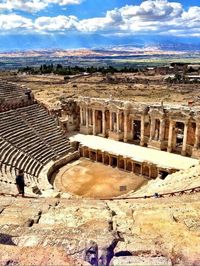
[0,193,200,265]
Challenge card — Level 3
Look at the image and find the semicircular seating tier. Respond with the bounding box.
[0,103,74,193]
[0,80,25,99]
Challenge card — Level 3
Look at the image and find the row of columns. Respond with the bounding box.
[80,106,122,136]
[167,120,200,154]
[80,146,159,179]
[149,118,165,142]
[80,107,90,127]
[80,106,200,155]
[167,120,189,155]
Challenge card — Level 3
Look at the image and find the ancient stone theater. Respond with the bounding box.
[0,80,200,265]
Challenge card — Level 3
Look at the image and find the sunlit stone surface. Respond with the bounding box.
[53,158,147,199]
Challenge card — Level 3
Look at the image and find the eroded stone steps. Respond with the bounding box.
[0,103,73,190]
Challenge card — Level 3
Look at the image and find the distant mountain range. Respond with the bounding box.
[0,46,197,59]
[0,33,199,54]
[0,39,199,70]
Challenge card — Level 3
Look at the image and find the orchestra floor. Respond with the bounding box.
[53,158,147,199]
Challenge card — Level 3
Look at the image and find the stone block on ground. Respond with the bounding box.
[111,256,172,266]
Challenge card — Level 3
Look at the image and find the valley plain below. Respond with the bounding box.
[0,47,199,108]
[1,68,200,109]
[0,48,199,69]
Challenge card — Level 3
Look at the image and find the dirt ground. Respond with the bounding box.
[1,72,200,108]
[53,158,147,199]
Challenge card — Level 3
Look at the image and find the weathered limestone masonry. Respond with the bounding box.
[70,134,198,181]
[62,97,200,159]
[79,145,170,179]
[0,80,35,111]
[0,79,76,197]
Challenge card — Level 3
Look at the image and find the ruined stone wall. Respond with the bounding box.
[63,97,200,159]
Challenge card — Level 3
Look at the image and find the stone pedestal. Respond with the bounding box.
[148,140,168,151]
[191,148,200,159]
[109,131,124,141]
[80,125,93,135]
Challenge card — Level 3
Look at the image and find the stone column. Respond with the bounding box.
[89,149,92,160]
[82,146,86,157]
[110,112,112,132]
[132,163,135,173]
[182,121,188,156]
[124,158,127,171]
[109,155,112,166]
[92,109,96,135]
[82,107,85,125]
[194,122,200,148]
[117,111,120,133]
[102,152,105,164]
[159,119,165,141]
[86,107,89,128]
[102,110,106,137]
[80,107,83,125]
[167,120,174,152]
[124,111,128,142]
[140,114,145,146]
[90,109,93,125]
[150,118,156,140]
[149,165,152,178]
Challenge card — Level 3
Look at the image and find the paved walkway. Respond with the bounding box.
[70,133,199,170]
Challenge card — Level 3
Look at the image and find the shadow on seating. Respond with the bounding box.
[0,233,16,246]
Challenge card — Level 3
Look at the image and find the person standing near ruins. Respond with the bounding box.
[16,170,25,197]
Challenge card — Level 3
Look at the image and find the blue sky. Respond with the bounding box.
[0,0,199,51]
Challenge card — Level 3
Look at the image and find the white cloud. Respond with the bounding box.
[0,13,33,31]
[51,0,82,5]
[121,0,183,20]
[76,0,190,35]
[182,6,200,21]
[0,0,199,37]
[35,15,78,31]
[0,0,83,13]
[77,9,123,32]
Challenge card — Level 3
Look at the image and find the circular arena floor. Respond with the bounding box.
[53,158,147,199]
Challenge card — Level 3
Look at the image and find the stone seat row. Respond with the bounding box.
[0,105,71,154]
[0,87,24,93]
[0,85,23,91]
[0,178,38,196]
[0,127,56,163]
[16,104,71,154]
[132,164,200,197]
[0,103,74,188]
[0,163,38,187]
[0,139,72,187]
[0,94,24,99]
[0,84,25,98]
[0,135,69,174]
[0,138,43,178]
